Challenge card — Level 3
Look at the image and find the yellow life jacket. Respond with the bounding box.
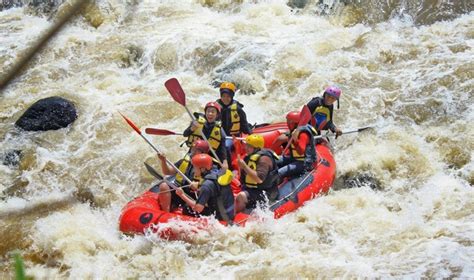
[229,102,241,135]
[186,116,222,150]
[289,125,318,161]
[175,153,202,185]
[244,149,279,189]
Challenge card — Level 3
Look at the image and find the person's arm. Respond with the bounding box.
[176,187,199,210]
[237,158,262,184]
[238,108,252,134]
[255,156,273,180]
[217,128,228,168]
[183,118,203,137]
[325,106,342,136]
[183,121,194,137]
[157,155,178,176]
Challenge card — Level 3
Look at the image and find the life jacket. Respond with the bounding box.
[217,99,242,135]
[185,116,223,150]
[228,101,241,135]
[174,154,192,185]
[242,149,279,190]
[311,103,333,132]
[289,125,317,165]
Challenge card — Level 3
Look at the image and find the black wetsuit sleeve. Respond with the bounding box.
[238,107,252,134]
[183,122,194,137]
[326,105,336,132]
[306,97,324,113]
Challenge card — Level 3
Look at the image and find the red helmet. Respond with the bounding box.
[192,140,209,153]
[286,111,300,129]
[286,111,300,123]
[191,153,213,170]
[205,101,221,113]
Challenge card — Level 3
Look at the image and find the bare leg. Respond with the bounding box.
[235,191,248,213]
[158,182,171,212]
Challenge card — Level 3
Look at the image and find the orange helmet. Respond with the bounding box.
[286,111,300,129]
[220,81,236,96]
[191,154,213,170]
[192,140,209,153]
[205,101,221,113]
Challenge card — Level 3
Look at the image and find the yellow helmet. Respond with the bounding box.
[245,134,264,149]
[220,82,236,95]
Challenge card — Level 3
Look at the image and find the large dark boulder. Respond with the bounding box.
[15,96,77,131]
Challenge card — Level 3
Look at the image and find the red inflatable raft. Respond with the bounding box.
[119,122,336,239]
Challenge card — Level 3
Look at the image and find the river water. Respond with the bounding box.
[1,0,473,278]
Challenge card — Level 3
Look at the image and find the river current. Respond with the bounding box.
[0,0,473,278]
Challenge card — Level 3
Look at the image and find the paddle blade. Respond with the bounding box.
[120,112,141,135]
[298,105,312,126]
[233,135,242,155]
[357,126,373,132]
[145,128,179,136]
[144,162,164,180]
[165,78,186,107]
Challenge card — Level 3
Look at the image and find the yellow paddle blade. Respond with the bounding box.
[217,169,233,186]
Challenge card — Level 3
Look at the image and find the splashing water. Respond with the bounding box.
[0,0,473,278]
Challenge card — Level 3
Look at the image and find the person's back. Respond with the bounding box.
[175,154,234,222]
[235,134,279,213]
[198,172,235,221]
[274,111,317,181]
[156,140,210,213]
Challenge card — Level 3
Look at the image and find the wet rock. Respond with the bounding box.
[73,187,96,207]
[15,96,77,132]
[335,172,381,191]
[3,178,29,197]
[342,0,474,26]
[119,45,144,68]
[287,0,308,9]
[2,150,22,167]
[25,0,65,17]
[81,1,104,28]
[0,0,23,11]
[153,42,178,72]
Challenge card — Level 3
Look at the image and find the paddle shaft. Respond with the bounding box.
[120,113,193,184]
[281,105,311,154]
[140,133,193,184]
[314,126,373,139]
[145,128,244,140]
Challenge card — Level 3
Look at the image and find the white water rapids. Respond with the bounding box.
[0,0,473,278]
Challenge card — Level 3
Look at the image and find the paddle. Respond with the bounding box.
[145,127,244,140]
[145,128,180,136]
[165,78,195,120]
[119,113,193,185]
[144,162,164,180]
[165,78,236,186]
[165,78,224,162]
[281,105,312,154]
[233,135,243,178]
[314,126,374,140]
